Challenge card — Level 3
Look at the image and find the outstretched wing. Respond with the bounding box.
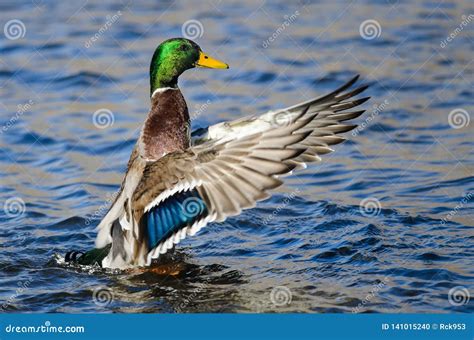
[98,75,369,267]
[131,108,315,264]
[192,74,369,168]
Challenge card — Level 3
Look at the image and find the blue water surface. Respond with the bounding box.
[0,0,473,313]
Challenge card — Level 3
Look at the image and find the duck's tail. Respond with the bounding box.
[65,244,111,266]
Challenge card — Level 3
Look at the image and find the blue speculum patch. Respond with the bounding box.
[145,189,207,250]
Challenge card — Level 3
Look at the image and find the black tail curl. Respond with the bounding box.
[64,245,111,266]
[64,250,84,263]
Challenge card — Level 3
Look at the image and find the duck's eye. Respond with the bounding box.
[179,45,189,52]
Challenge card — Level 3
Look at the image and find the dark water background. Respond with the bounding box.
[0,0,473,313]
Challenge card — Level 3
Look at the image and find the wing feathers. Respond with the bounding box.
[331,97,370,112]
[330,110,365,121]
[334,84,369,101]
[127,75,370,264]
[285,75,361,112]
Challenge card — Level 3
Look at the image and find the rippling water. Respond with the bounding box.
[1,0,473,313]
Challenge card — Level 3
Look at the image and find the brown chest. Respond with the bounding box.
[139,88,190,160]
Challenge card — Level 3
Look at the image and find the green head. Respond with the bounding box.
[149,38,229,95]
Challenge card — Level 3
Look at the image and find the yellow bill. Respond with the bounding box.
[196,51,229,69]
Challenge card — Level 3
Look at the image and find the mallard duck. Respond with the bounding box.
[66,38,369,269]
